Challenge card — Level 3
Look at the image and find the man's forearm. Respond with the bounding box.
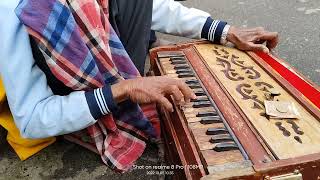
[111,82,128,104]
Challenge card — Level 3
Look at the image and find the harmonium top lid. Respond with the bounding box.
[191,44,320,160]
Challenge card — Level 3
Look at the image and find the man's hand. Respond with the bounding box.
[111,76,196,112]
[226,26,279,53]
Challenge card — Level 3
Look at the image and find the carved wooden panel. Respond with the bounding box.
[195,44,320,159]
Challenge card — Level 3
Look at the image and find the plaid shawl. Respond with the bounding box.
[16,0,159,172]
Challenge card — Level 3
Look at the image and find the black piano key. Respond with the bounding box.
[194,90,206,96]
[192,101,211,108]
[188,84,202,89]
[170,57,186,60]
[171,60,187,65]
[206,128,229,135]
[185,79,199,84]
[174,64,189,70]
[196,111,218,117]
[210,134,234,143]
[158,53,184,58]
[200,116,221,124]
[213,142,238,152]
[190,96,208,102]
[176,69,192,74]
[178,73,194,78]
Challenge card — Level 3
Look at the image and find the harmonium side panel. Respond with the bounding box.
[194,44,320,160]
[156,51,251,176]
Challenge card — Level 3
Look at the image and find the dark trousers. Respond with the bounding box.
[31,0,154,95]
[109,0,153,75]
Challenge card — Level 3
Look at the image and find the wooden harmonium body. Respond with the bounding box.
[149,41,320,180]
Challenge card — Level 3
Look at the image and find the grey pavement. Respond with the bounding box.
[0,132,160,180]
[1,0,319,180]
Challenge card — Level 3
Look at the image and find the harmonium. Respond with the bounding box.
[148,41,320,180]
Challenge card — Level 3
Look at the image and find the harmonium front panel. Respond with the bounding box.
[150,42,320,180]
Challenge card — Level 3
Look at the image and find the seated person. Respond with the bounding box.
[0,0,278,171]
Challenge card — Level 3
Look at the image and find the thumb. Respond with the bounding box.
[247,42,269,53]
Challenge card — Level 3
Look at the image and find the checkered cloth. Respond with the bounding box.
[16,0,160,172]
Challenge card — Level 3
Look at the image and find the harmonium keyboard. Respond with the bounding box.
[149,41,320,180]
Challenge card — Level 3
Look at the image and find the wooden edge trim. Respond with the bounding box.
[161,107,193,179]
[202,161,255,180]
[253,152,320,172]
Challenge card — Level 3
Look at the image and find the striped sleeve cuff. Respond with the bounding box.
[85,85,118,119]
[201,17,227,44]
